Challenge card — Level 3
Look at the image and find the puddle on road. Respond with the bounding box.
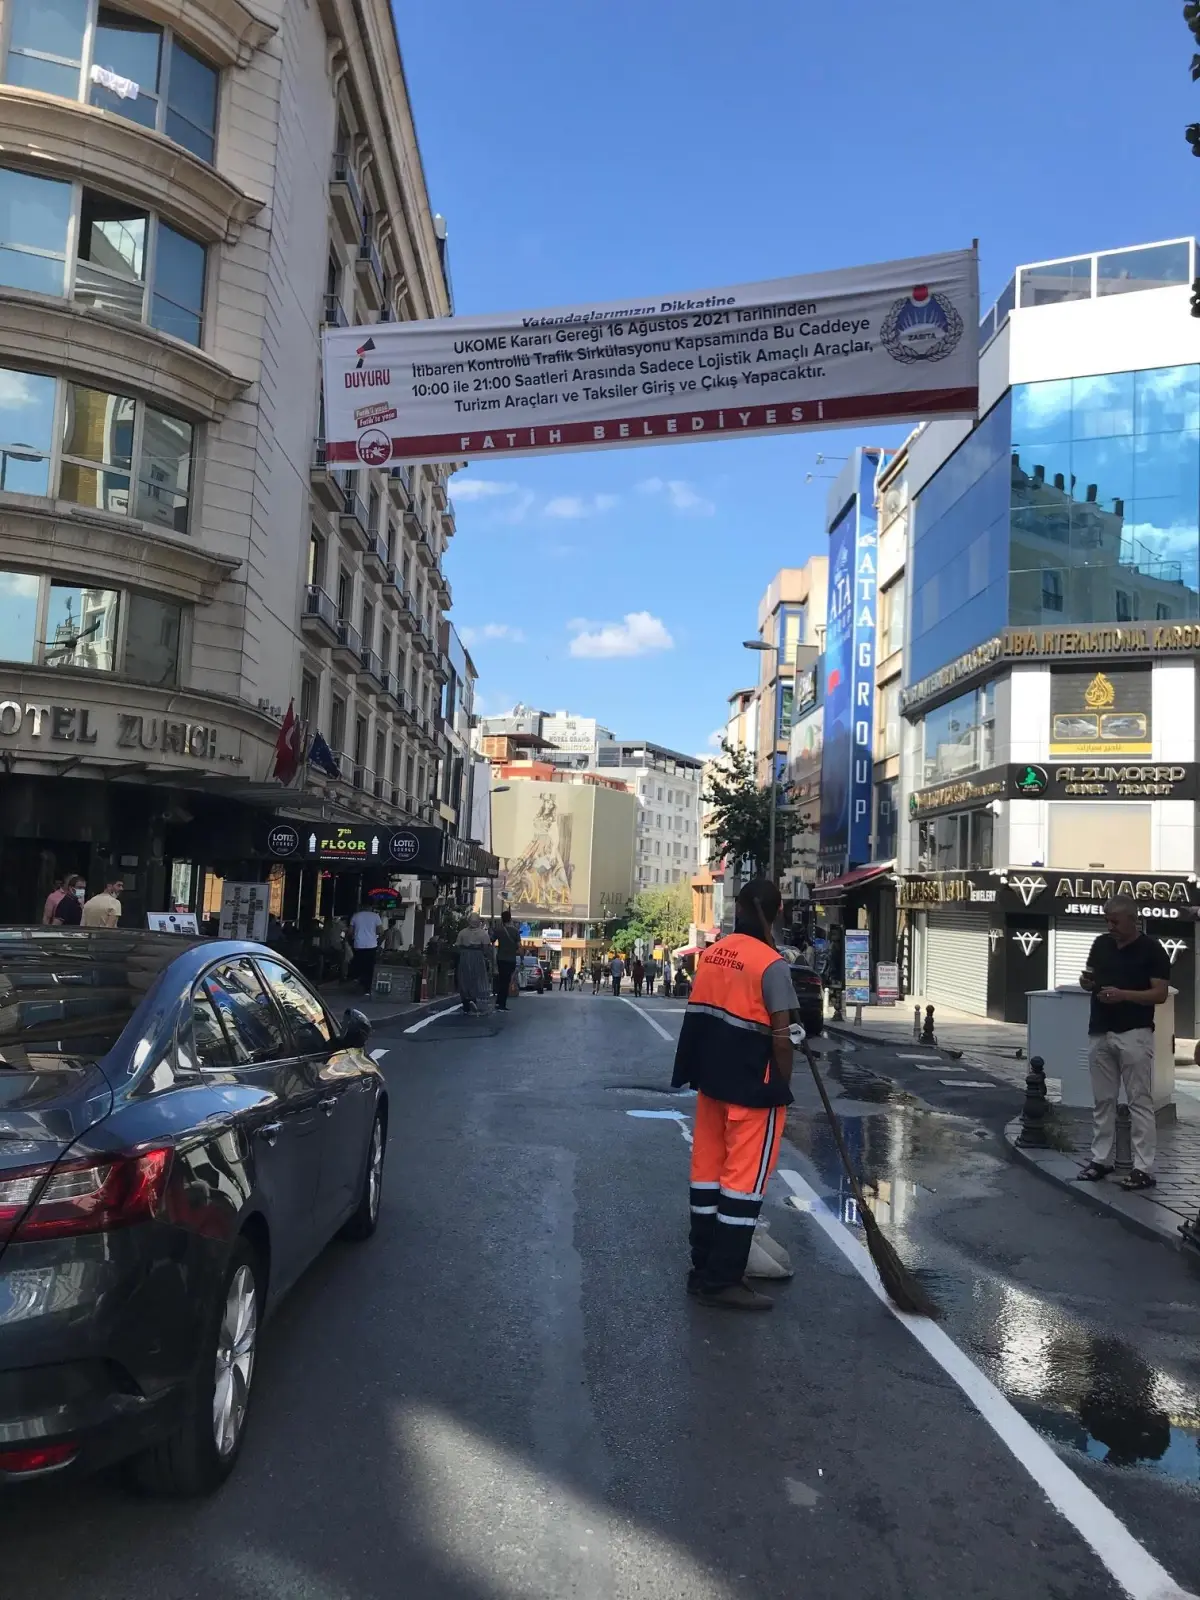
[788,1053,1200,1485]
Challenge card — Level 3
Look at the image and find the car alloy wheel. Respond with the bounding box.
[367,1117,384,1224]
[213,1263,258,1459]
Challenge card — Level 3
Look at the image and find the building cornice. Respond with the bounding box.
[0,496,241,605]
[0,292,249,422]
[131,0,276,68]
[0,88,264,244]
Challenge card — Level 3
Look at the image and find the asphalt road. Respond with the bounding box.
[4,988,1200,1599]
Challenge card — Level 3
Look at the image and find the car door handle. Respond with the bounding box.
[257,1121,284,1146]
[319,1096,338,1116]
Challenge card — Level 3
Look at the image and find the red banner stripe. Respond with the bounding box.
[325,386,978,464]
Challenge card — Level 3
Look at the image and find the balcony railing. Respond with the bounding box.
[335,618,362,659]
[73,260,145,321]
[358,646,384,686]
[979,237,1197,352]
[322,293,349,328]
[303,584,338,634]
[329,154,363,238]
[339,488,369,549]
[356,229,384,309]
[364,535,388,576]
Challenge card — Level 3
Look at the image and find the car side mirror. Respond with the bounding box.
[341,1008,372,1049]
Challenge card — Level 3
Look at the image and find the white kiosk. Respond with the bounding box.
[1026,984,1177,1118]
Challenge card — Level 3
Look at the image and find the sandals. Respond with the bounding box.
[1076,1162,1112,1182]
[1121,1169,1157,1191]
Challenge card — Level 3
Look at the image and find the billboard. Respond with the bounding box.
[322,249,978,466]
[819,453,879,874]
[1049,667,1152,756]
[493,781,634,922]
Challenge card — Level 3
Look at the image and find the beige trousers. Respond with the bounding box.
[1087,1028,1156,1173]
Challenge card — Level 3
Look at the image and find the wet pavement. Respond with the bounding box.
[3,992,1200,1598]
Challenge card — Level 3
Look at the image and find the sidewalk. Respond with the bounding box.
[319,980,460,1033]
[1006,1098,1200,1252]
[827,995,1031,1089]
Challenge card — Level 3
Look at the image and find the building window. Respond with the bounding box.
[880,575,906,658]
[300,670,318,724]
[0,365,193,529]
[330,694,346,756]
[875,679,900,761]
[308,533,325,587]
[0,166,73,295]
[0,569,181,683]
[70,187,206,344]
[1042,569,1064,613]
[921,684,994,785]
[4,1,220,165]
[917,809,992,871]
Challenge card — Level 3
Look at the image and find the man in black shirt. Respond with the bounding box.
[1077,895,1169,1192]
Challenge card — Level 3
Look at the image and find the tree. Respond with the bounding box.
[610,882,693,958]
[703,739,772,875]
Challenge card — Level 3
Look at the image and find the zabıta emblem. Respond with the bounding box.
[880,285,964,364]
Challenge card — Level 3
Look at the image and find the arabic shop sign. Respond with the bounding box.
[901,624,1200,716]
[909,766,1007,818]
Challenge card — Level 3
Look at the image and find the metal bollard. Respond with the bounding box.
[1114,1104,1133,1172]
[913,1005,921,1041]
[1016,1055,1050,1148]
[920,1004,937,1045]
[853,1003,863,1025]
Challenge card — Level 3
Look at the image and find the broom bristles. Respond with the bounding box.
[860,1207,941,1319]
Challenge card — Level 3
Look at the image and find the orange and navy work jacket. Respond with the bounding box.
[671,932,794,1108]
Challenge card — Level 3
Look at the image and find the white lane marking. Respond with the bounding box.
[370,1048,388,1061]
[625,1108,691,1145]
[942,1079,997,1088]
[896,1053,941,1060]
[618,996,674,1041]
[403,1004,462,1035]
[917,1064,959,1071]
[776,1167,1198,1600]
[784,1476,820,1510]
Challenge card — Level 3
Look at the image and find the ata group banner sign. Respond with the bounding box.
[322,249,979,466]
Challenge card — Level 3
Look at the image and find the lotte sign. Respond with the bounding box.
[322,250,979,466]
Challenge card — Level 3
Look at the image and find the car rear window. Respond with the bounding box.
[0,929,203,1069]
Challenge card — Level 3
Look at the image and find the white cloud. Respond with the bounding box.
[568,611,674,659]
[544,493,619,519]
[0,571,38,597]
[637,476,715,516]
[460,623,526,646]
[448,478,521,503]
[706,728,724,750]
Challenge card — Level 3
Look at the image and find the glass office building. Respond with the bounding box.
[910,242,1200,684]
[898,240,1200,1028]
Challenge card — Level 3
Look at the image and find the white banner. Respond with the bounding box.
[322,249,978,467]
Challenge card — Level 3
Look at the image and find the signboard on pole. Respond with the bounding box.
[322,250,978,466]
[876,962,900,1006]
[845,929,871,1006]
[219,882,270,942]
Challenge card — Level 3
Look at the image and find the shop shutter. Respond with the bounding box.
[1053,923,1100,989]
[924,909,990,1017]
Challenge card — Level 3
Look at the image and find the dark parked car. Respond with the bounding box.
[776,946,824,1036]
[0,930,386,1495]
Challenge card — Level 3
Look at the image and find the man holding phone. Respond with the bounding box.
[1077,894,1169,1192]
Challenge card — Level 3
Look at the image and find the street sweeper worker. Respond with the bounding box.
[671,878,794,1312]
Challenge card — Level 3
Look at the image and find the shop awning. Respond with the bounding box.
[813,861,896,900]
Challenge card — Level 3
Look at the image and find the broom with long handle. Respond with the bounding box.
[800,1039,940,1319]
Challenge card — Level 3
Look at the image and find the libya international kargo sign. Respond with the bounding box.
[322,248,979,465]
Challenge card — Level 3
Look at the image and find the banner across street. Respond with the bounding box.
[322,248,979,465]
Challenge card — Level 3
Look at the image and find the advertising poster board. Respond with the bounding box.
[876,962,900,1006]
[219,883,270,942]
[845,929,872,1005]
[146,911,199,934]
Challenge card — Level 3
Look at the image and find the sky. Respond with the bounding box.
[395,0,1196,756]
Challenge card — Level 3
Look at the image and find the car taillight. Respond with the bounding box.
[0,1441,78,1475]
[0,1147,173,1244]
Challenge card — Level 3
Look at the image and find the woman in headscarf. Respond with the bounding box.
[456,913,495,1013]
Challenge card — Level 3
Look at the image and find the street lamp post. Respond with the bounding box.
[743,638,780,882]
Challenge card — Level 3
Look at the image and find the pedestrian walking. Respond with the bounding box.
[670,879,795,1311]
[631,957,645,998]
[42,877,66,925]
[348,899,382,995]
[609,952,625,997]
[563,962,575,991]
[54,876,85,926]
[591,959,602,994]
[81,879,123,929]
[455,913,495,1013]
[1076,894,1169,1192]
[492,908,521,1010]
[644,956,658,997]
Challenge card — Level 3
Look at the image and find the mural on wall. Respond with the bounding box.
[505,790,577,913]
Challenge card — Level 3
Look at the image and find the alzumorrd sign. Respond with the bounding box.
[322,250,979,466]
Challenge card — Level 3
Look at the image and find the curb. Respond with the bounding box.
[825,1021,965,1061]
[1002,1115,1191,1253]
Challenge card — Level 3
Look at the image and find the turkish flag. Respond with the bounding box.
[273,700,300,784]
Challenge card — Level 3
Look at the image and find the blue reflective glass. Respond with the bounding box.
[0,569,39,662]
[1097,243,1190,296]
[1136,367,1200,435]
[1012,379,1071,449]
[1072,372,1134,439]
[1070,435,1134,508]
[8,0,86,59]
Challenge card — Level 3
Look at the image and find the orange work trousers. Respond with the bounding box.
[689,1093,786,1291]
